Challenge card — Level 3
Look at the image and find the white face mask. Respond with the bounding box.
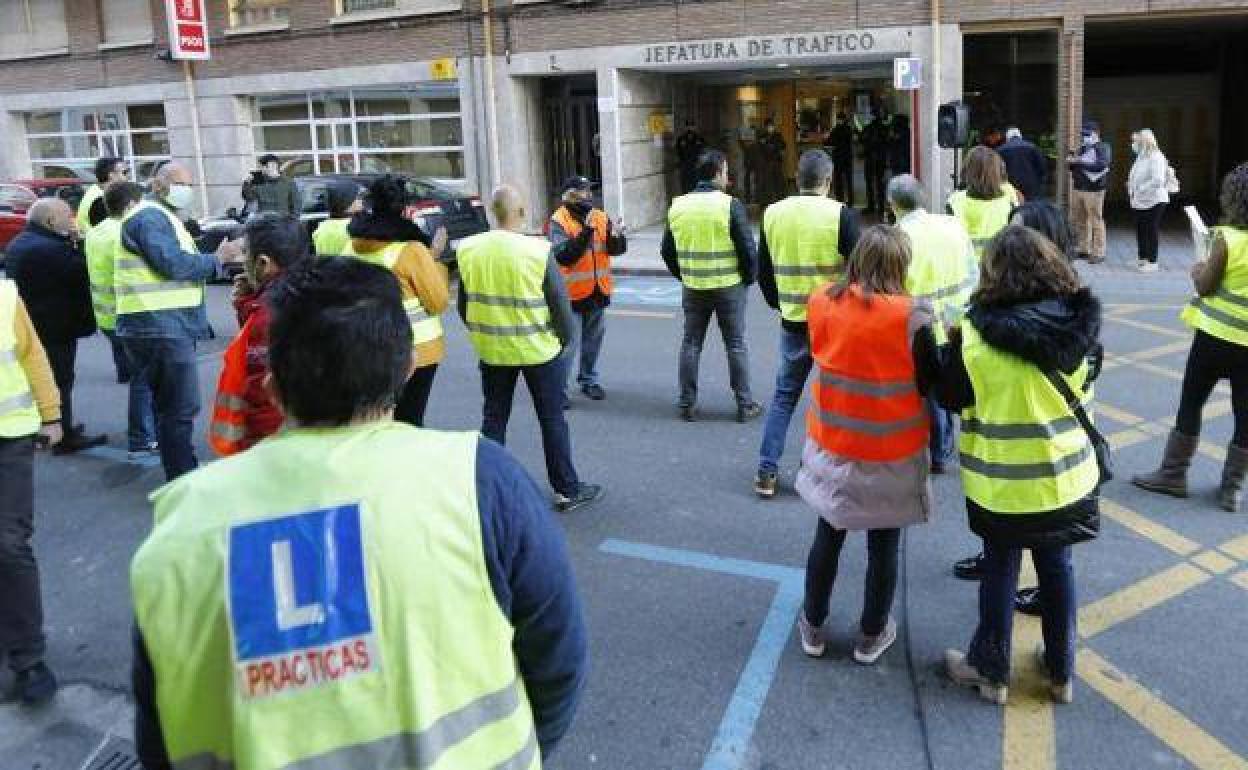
[165,183,194,210]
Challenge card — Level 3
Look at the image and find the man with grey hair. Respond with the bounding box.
[997,126,1047,201]
[4,197,107,453]
[889,173,977,472]
[753,149,860,498]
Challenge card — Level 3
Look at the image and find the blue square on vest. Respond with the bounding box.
[227,503,372,662]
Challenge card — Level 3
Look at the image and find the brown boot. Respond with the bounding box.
[1217,444,1248,513]
[1132,430,1199,498]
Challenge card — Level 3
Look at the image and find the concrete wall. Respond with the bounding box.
[609,70,673,229]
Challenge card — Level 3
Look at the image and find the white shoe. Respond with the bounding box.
[1138,261,1159,273]
[945,649,1008,704]
[797,612,826,658]
[853,618,897,665]
[1034,645,1073,704]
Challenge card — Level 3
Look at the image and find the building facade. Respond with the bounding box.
[0,0,1245,228]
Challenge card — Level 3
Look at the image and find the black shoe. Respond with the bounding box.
[1015,587,1043,616]
[931,460,946,475]
[737,402,763,423]
[53,429,107,455]
[953,553,985,581]
[1076,251,1090,261]
[555,483,604,514]
[581,383,606,401]
[679,405,696,422]
[15,663,57,705]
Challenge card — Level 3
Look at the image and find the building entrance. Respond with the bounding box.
[541,75,602,200]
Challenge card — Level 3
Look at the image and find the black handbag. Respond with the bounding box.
[1043,369,1114,487]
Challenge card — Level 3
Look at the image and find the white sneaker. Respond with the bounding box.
[1034,645,1073,704]
[797,612,826,658]
[1138,261,1160,273]
[944,649,1008,704]
[853,618,897,665]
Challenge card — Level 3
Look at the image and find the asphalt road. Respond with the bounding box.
[2,267,1247,770]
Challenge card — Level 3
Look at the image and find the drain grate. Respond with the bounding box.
[83,737,140,770]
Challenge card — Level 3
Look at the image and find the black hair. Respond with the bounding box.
[1011,200,1076,261]
[1220,162,1248,228]
[695,149,727,182]
[103,181,144,218]
[365,174,409,218]
[244,214,309,269]
[258,153,280,166]
[267,257,411,426]
[327,180,361,218]
[797,149,834,191]
[94,157,122,183]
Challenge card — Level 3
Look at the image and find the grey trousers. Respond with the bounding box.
[0,435,45,672]
[678,283,753,408]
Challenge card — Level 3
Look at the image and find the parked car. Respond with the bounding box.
[0,179,89,267]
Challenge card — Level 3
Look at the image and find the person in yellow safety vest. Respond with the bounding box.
[947,146,1022,259]
[341,175,449,427]
[0,278,63,705]
[888,173,978,475]
[661,149,762,423]
[753,149,861,498]
[936,226,1102,706]
[549,175,628,404]
[457,185,603,514]
[312,179,363,256]
[130,257,588,770]
[86,181,157,460]
[75,156,130,236]
[117,161,243,480]
[1133,162,1248,512]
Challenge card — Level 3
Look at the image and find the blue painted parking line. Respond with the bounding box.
[612,278,683,308]
[599,539,804,770]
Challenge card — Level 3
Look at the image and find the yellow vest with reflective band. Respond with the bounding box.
[313,218,351,256]
[76,183,103,235]
[115,201,205,315]
[901,212,978,345]
[84,217,122,331]
[340,240,443,347]
[1181,226,1248,347]
[0,280,41,438]
[668,190,740,290]
[958,321,1098,513]
[947,186,1019,257]
[457,230,561,366]
[763,195,844,322]
[130,424,540,770]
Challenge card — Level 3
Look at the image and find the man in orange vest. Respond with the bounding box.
[549,176,627,403]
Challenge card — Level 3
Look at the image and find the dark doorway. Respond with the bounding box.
[542,76,601,198]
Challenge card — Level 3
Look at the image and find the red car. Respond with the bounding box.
[0,179,89,263]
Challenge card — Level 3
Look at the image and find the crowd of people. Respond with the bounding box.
[0,122,1245,769]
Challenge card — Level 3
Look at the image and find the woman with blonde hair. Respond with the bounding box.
[1127,128,1171,272]
[795,225,941,665]
[948,146,1022,258]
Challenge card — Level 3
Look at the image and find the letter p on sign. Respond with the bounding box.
[894,57,921,91]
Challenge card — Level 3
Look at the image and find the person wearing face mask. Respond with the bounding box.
[1067,120,1112,264]
[549,176,628,404]
[247,154,299,217]
[117,162,242,480]
[1126,129,1171,273]
[4,198,106,454]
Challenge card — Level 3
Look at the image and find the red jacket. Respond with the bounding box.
[210,285,283,455]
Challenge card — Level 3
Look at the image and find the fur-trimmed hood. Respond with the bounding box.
[967,288,1102,374]
[346,211,430,248]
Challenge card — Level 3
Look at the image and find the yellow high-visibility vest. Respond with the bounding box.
[0,280,41,438]
[340,240,443,346]
[313,218,351,256]
[668,191,741,291]
[76,183,103,235]
[457,230,561,366]
[947,186,1019,257]
[115,202,205,315]
[1181,226,1248,347]
[901,211,978,345]
[763,195,844,322]
[84,217,122,331]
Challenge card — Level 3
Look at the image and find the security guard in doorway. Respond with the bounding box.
[130,257,588,770]
[549,176,628,403]
[753,149,860,498]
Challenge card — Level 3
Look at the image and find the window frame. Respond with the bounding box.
[23,104,171,183]
[0,0,70,60]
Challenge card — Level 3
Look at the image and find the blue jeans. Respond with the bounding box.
[967,539,1077,685]
[121,337,201,481]
[928,394,955,465]
[566,305,606,388]
[106,331,157,451]
[480,356,580,497]
[758,326,813,473]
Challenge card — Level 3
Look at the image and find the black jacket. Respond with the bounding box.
[347,211,432,247]
[5,224,95,343]
[1068,141,1112,193]
[660,182,758,287]
[937,288,1103,548]
[997,137,1048,201]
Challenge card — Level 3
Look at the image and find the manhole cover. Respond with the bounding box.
[84,737,140,770]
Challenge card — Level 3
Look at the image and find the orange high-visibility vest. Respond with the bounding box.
[552,206,612,301]
[806,284,928,462]
[208,315,254,456]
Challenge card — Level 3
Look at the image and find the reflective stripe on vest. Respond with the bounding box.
[208,316,255,457]
[947,188,1017,256]
[806,285,927,462]
[1181,226,1248,346]
[901,212,978,345]
[131,426,540,770]
[313,218,352,257]
[340,240,443,346]
[552,207,612,301]
[0,280,40,438]
[668,191,740,290]
[115,201,205,315]
[763,195,845,322]
[457,230,561,366]
[957,321,1099,513]
[76,184,103,235]
[85,217,122,331]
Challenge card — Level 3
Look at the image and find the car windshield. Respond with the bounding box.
[407,179,455,201]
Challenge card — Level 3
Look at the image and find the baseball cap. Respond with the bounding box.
[560,176,592,195]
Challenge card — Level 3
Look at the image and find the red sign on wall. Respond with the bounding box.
[167,0,210,60]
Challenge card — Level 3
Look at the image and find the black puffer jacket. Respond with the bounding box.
[940,288,1103,548]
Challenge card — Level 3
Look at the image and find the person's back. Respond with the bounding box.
[997,134,1047,201]
[459,228,561,366]
[762,195,845,322]
[84,217,122,333]
[668,188,738,291]
[6,208,94,345]
[900,211,976,342]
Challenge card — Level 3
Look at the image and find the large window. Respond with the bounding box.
[230,0,289,28]
[101,0,153,45]
[0,0,68,58]
[24,104,170,181]
[252,86,465,185]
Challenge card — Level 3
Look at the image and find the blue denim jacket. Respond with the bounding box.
[116,202,219,340]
